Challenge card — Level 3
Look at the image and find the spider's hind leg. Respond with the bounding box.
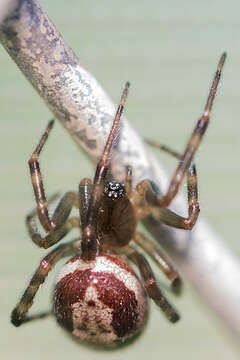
[133,232,182,295]
[123,245,180,323]
[11,239,80,327]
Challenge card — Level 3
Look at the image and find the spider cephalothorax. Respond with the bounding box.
[11,54,226,348]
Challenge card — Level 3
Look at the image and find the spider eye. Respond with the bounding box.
[104,181,125,200]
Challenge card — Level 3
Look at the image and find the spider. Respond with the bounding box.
[11,53,226,348]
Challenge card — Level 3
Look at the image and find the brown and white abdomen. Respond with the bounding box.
[53,253,148,347]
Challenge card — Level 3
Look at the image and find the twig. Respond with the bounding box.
[1,0,240,340]
[0,0,18,25]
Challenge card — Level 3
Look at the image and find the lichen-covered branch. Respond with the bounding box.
[0,0,18,25]
[0,0,154,183]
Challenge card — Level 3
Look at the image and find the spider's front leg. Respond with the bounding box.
[80,82,130,261]
[26,193,80,249]
[136,163,199,230]
[140,53,226,210]
[28,120,79,247]
[11,239,80,327]
[133,139,199,230]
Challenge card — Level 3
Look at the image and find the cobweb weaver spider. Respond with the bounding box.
[11,53,226,348]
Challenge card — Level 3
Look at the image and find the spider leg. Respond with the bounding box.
[136,164,199,230]
[28,120,78,233]
[26,215,79,249]
[125,165,133,195]
[17,311,53,324]
[124,245,180,323]
[133,232,182,295]
[145,140,182,160]
[26,193,80,248]
[140,53,226,209]
[78,178,93,230]
[143,139,200,228]
[11,239,80,327]
[81,82,130,261]
[144,137,200,229]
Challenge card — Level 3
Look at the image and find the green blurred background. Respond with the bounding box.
[1,0,240,359]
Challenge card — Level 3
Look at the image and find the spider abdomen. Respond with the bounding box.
[53,253,148,347]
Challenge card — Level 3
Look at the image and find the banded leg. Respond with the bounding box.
[11,239,80,327]
[135,163,199,230]
[133,232,182,295]
[124,245,180,323]
[141,53,226,209]
[26,216,80,249]
[144,139,199,229]
[145,140,182,160]
[28,120,77,233]
[79,178,93,230]
[26,193,80,249]
[81,82,130,260]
